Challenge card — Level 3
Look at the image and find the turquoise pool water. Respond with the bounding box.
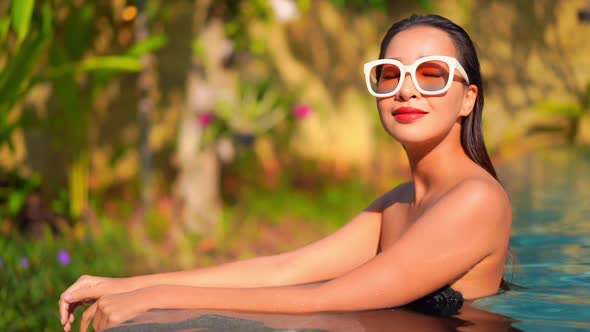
[473,147,590,331]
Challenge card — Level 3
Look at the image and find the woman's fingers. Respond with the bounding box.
[59,296,77,327]
[60,276,97,324]
[59,294,72,325]
[64,312,75,332]
[80,302,97,332]
[60,296,95,329]
[93,308,109,332]
[65,285,102,305]
[61,297,96,331]
[61,311,75,332]
[60,281,84,323]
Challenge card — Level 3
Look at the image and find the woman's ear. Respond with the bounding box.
[460,85,478,117]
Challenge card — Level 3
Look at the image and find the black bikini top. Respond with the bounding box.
[406,285,464,317]
[376,248,464,316]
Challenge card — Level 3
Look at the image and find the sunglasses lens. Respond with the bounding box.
[416,60,450,92]
[370,63,401,95]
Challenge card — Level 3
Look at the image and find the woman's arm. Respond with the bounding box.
[129,208,383,289]
[78,179,511,331]
[60,191,388,331]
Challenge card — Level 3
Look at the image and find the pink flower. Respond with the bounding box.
[292,104,312,120]
[197,112,214,128]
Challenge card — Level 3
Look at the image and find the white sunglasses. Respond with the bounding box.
[363,55,470,97]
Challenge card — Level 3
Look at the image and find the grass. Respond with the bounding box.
[0,224,133,331]
[235,177,382,228]
[0,172,389,331]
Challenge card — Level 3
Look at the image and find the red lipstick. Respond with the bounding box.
[392,107,428,123]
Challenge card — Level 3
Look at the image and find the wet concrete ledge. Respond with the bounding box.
[107,304,521,332]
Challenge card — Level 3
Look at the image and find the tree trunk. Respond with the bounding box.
[174,1,236,236]
[136,0,154,209]
[567,117,579,144]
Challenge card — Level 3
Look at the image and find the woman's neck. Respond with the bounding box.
[404,125,474,204]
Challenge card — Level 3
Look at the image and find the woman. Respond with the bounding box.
[59,14,512,332]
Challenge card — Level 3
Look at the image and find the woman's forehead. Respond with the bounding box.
[383,26,458,62]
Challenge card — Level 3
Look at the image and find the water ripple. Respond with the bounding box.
[494,147,590,331]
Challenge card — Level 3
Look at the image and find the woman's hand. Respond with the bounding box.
[79,287,159,332]
[59,275,132,332]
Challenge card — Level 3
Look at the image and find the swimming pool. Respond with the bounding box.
[111,146,590,332]
[473,146,590,331]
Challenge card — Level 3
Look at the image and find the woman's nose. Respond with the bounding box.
[397,74,419,101]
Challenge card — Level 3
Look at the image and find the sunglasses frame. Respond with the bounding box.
[363,55,470,98]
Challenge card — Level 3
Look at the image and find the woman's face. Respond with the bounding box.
[377,26,477,147]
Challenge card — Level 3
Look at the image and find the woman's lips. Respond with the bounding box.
[392,107,428,123]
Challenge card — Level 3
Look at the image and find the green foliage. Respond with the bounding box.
[0,0,159,152]
[415,0,436,13]
[238,173,380,228]
[0,17,10,43]
[40,56,143,81]
[535,100,585,118]
[127,34,168,57]
[0,225,136,331]
[0,170,41,221]
[191,37,207,61]
[296,0,311,12]
[0,0,167,220]
[583,82,590,110]
[51,187,72,219]
[329,0,435,12]
[0,2,52,152]
[62,2,95,60]
[10,0,34,44]
[216,79,291,135]
[199,78,294,147]
[145,208,169,242]
[330,0,387,10]
[533,88,589,142]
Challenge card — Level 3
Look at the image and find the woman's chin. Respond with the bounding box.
[386,129,433,146]
[383,120,456,148]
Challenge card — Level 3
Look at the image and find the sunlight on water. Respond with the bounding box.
[474,146,590,331]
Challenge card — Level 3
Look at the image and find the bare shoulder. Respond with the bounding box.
[444,176,512,228]
[452,176,510,207]
[365,181,414,212]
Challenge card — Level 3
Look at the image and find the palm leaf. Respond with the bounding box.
[10,0,35,43]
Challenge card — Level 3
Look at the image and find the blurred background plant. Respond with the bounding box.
[1,0,589,330]
[533,82,590,143]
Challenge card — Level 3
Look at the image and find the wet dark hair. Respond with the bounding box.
[380,14,515,291]
[379,14,497,180]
